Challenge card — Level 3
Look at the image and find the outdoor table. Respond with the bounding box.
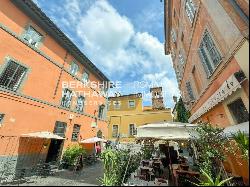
[174,169,200,186]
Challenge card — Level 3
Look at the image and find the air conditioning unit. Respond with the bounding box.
[69,114,74,120]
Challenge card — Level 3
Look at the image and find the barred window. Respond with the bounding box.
[70,62,79,75]
[185,0,196,23]
[114,101,121,109]
[199,30,222,77]
[186,81,195,101]
[112,125,119,138]
[76,96,85,113]
[71,124,80,141]
[129,124,137,136]
[0,60,27,91]
[61,89,72,108]
[23,26,43,47]
[54,121,67,137]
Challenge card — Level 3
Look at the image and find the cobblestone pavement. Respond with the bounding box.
[5,160,103,186]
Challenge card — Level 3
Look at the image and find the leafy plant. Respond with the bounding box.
[232,130,249,160]
[192,169,233,186]
[141,146,153,160]
[62,145,86,166]
[192,122,234,178]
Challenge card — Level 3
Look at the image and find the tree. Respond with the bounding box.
[176,97,190,123]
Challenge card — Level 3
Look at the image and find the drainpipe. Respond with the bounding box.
[228,0,249,28]
[53,51,69,98]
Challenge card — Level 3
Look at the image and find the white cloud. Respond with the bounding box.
[38,0,179,107]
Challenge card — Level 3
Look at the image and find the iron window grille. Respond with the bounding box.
[112,125,119,138]
[0,60,27,91]
[129,124,137,136]
[186,81,195,101]
[179,52,185,65]
[61,89,73,108]
[0,114,5,124]
[171,29,177,43]
[54,121,67,137]
[185,0,196,23]
[70,62,79,76]
[198,30,222,77]
[227,98,249,124]
[71,124,80,141]
[23,26,42,47]
[76,96,85,113]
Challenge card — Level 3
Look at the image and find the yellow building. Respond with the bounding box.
[107,87,173,142]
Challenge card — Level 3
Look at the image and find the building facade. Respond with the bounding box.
[107,88,173,142]
[164,0,249,184]
[0,0,109,180]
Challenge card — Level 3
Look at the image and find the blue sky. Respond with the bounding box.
[34,0,179,108]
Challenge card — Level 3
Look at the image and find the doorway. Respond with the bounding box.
[45,139,63,163]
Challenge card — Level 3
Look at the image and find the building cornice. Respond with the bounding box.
[11,0,109,82]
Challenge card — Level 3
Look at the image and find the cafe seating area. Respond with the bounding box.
[125,141,200,186]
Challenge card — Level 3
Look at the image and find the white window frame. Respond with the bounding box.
[71,124,81,141]
[128,100,135,108]
[61,88,73,108]
[128,124,137,136]
[76,95,85,113]
[185,0,196,24]
[113,100,121,109]
[70,62,79,76]
[23,26,43,47]
[82,71,89,82]
[112,125,119,138]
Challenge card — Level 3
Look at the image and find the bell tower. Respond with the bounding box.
[150,87,165,110]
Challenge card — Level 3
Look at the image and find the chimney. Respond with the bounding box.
[150,87,165,110]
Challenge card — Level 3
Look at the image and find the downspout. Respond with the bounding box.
[228,0,249,28]
[53,51,69,98]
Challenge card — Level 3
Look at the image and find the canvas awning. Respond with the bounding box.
[21,131,65,140]
[223,121,249,137]
[135,122,198,140]
[189,74,242,123]
[80,137,106,143]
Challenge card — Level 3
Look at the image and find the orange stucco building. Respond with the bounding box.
[0,0,109,181]
[164,0,249,184]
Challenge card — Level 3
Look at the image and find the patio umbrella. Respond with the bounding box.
[80,137,106,143]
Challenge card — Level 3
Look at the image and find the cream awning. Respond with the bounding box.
[21,131,65,140]
[80,137,106,143]
[135,122,197,140]
[189,74,241,123]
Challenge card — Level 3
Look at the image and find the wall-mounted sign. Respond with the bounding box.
[189,74,242,123]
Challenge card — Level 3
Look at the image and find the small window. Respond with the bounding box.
[71,124,80,141]
[114,101,121,109]
[179,52,185,65]
[98,105,105,119]
[227,98,249,124]
[128,100,135,108]
[82,71,89,82]
[76,96,85,113]
[54,121,67,137]
[185,0,196,23]
[0,60,27,91]
[70,62,79,75]
[198,30,222,77]
[61,89,73,108]
[0,114,5,124]
[129,124,137,136]
[23,26,43,47]
[171,29,177,43]
[112,125,119,138]
[186,81,195,101]
[181,32,184,41]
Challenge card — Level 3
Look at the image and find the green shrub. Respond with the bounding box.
[232,130,249,160]
[62,145,86,166]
